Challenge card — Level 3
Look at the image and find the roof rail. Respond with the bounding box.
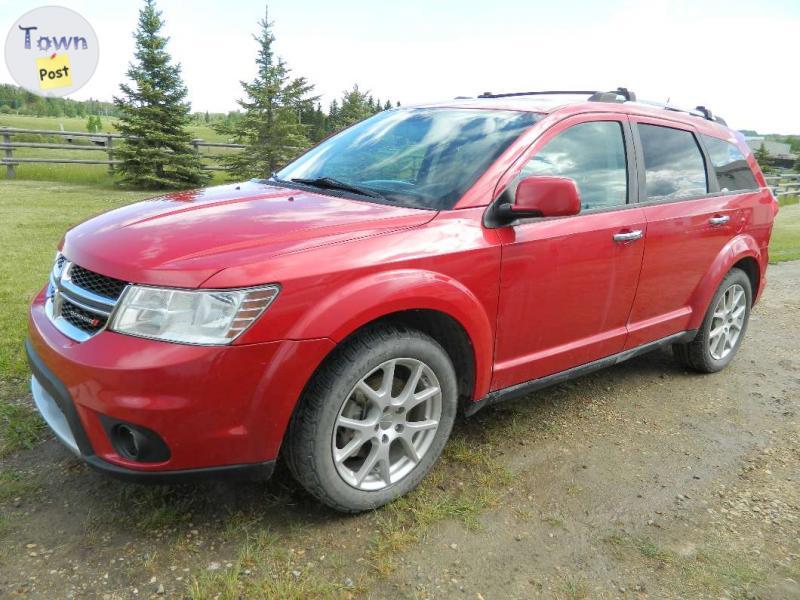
[636,100,727,126]
[588,87,637,102]
[478,90,599,99]
[475,88,725,125]
[694,105,726,125]
[477,87,636,102]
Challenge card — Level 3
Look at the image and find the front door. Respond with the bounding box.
[492,115,646,390]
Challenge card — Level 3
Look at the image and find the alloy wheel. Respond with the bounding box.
[332,358,442,491]
[708,283,747,360]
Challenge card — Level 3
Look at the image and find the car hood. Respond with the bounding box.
[61,181,436,288]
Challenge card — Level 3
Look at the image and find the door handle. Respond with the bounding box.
[709,215,730,226]
[613,229,644,243]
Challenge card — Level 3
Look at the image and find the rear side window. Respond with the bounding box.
[638,124,707,201]
[519,121,627,210]
[701,135,759,192]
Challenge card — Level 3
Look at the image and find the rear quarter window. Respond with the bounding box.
[638,124,708,201]
[701,135,759,192]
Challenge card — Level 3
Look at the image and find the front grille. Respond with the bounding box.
[69,265,127,300]
[47,257,130,342]
[60,300,106,334]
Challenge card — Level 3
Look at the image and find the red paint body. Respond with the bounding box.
[28,98,777,473]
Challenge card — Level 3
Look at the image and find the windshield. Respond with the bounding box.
[275,108,541,210]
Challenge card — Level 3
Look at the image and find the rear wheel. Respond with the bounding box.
[285,325,457,513]
[673,267,752,373]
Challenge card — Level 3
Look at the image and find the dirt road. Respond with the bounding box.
[1,261,798,599]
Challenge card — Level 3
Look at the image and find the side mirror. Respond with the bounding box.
[498,176,581,220]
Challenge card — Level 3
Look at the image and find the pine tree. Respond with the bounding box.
[754,143,770,171]
[327,99,339,133]
[384,99,392,111]
[215,7,317,178]
[114,0,209,189]
[335,84,375,129]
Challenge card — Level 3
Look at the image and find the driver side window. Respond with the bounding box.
[517,121,628,211]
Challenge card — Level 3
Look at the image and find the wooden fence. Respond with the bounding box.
[765,173,800,198]
[0,127,244,178]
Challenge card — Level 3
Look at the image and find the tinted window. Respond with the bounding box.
[638,124,707,200]
[519,121,627,210]
[702,135,758,192]
[277,108,540,210]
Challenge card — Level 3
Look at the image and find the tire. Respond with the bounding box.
[285,324,458,513]
[673,267,752,373]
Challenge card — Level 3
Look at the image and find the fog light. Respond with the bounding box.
[101,417,171,463]
[113,424,141,460]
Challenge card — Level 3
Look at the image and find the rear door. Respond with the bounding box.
[492,114,646,390]
[624,118,741,348]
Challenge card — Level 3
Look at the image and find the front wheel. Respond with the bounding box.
[285,325,457,513]
[673,267,752,373]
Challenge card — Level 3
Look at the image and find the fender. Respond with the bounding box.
[687,233,762,331]
[285,269,495,400]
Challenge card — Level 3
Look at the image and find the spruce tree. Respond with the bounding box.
[114,0,209,189]
[335,85,375,129]
[216,7,317,179]
[327,99,339,133]
[754,143,770,171]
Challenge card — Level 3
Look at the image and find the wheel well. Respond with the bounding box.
[355,310,476,407]
[732,257,760,298]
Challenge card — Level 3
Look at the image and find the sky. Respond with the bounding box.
[2,0,799,134]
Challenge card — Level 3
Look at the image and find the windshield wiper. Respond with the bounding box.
[290,177,385,200]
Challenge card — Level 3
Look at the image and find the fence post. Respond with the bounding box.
[106,134,114,175]
[2,129,14,179]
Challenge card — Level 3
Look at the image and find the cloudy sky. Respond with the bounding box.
[2,0,798,133]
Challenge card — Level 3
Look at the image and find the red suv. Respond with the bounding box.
[27,88,777,512]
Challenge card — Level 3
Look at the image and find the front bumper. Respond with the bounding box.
[28,289,335,479]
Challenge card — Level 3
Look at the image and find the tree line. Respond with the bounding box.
[113,0,400,189]
[0,84,116,117]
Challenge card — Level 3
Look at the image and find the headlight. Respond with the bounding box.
[110,285,279,345]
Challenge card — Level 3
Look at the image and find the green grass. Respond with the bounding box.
[186,531,349,600]
[602,531,765,597]
[0,467,42,501]
[0,113,229,142]
[0,401,47,457]
[770,202,800,262]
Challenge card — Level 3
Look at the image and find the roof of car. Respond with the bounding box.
[413,89,734,137]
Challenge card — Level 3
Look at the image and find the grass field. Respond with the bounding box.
[0,179,798,455]
[0,113,228,142]
[772,195,800,261]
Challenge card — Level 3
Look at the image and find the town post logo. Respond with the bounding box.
[4,6,99,98]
